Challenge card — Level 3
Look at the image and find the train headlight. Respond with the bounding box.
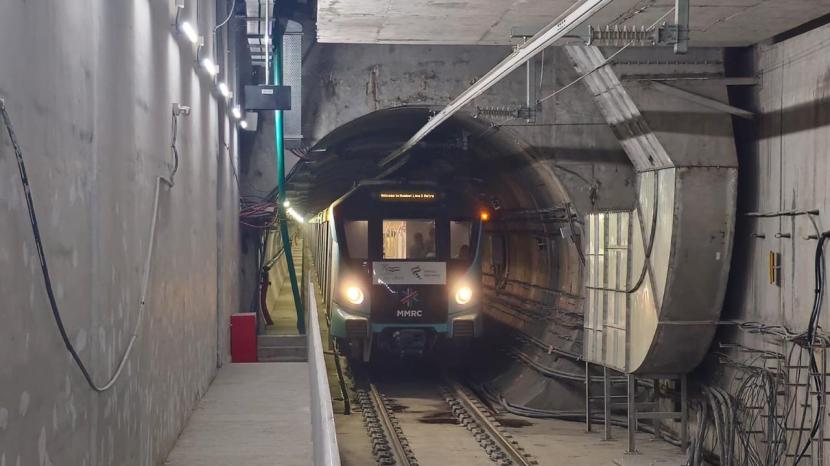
[345,286,365,305]
[455,286,473,305]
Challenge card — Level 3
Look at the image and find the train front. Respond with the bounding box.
[330,183,484,361]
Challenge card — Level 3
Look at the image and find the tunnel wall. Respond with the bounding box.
[719,22,830,368]
[278,42,639,411]
[301,43,636,213]
[0,2,240,465]
[725,22,830,333]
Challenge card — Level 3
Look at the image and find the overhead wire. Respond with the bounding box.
[536,8,675,106]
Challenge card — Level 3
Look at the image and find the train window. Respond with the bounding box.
[450,221,473,260]
[382,219,435,259]
[344,220,369,259]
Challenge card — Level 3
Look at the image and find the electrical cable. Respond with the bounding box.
[625,154,659,294]
[584,173,658,295]
[536,8,675,106]
[170,110,180,184]
[2,98,174,392]
[792,231,830,464]
[214,0,237,31]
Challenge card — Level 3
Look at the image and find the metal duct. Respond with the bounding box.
[282,20,303,148]
[571,45,737,375]
[243,4,302,148]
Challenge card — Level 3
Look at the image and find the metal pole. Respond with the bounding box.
[680,375,689,452]
[272,9,305,334]
[603,366,612,440]
[674,0,689,54]
[627,374,637,453]
[585,361,592,432]
[264,0,270,84]
[524,41,533,123]
[817,345,826,465]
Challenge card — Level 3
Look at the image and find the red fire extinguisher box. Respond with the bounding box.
[231,313,257,363]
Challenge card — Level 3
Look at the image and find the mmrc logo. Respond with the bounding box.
[400,287,420,309]
[410,265,423,279]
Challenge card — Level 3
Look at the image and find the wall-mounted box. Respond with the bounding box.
[243,85,291,111]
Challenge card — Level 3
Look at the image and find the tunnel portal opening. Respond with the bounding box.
[288,106,603,413]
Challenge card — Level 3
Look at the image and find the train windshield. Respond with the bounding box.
[382,219,436,259]
[344,220,369,259]
[450,221,473,261]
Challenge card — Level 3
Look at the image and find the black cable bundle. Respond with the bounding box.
[791,231,830,464]
[2,99,102,391]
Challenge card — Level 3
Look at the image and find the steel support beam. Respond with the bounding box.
[674,0,689,54]
[377,0,613,169]
[649,80,754,119]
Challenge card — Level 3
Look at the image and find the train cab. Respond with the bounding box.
[320,181,484,361]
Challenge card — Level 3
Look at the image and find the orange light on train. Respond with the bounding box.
[480,211,490,222]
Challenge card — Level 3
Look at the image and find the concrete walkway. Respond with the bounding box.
[165,363,312,466]
[266,239,304,336]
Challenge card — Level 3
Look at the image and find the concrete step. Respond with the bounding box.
[257,345,307,362]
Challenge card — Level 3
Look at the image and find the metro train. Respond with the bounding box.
[307,181,484,361]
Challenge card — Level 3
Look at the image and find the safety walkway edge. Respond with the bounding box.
[307,277,342,466]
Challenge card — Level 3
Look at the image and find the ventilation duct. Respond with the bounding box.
[282,20,303,149]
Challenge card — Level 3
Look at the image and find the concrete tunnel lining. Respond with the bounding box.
[285,41,738,407]
[284,105,632,412]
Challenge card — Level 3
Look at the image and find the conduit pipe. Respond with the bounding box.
[378,0,613,169]
[273,13,305,333]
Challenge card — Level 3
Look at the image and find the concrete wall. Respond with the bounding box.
[680,21,830,461]
[300,43,634,213]
[725,24,830,328]
[0,1,240,465]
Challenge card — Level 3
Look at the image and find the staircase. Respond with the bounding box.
[257,334,308,362]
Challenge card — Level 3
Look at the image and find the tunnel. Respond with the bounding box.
[285,105,596,411]
[5,1,830,465]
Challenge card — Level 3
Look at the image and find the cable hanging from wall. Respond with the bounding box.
[1,97,182,392]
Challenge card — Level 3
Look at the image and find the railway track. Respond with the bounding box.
[355,371,536,466]
[442,378,537,466]
[357,383,419,466]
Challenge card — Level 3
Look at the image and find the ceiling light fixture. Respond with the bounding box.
[180,21,199,44]
[218,82,231,98]
[201,57,219,76]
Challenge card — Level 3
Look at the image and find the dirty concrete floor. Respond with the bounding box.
[499,413,687,466]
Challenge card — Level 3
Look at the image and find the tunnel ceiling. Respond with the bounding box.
[286,106,571,216]
[317,0,830,45]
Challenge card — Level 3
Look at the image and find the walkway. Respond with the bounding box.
[265,237,304,336]
[164,363,312,466]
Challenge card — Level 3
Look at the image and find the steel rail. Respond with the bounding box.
[377,0,613,170]
[445,379,535,466]
[368,383,416,466]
